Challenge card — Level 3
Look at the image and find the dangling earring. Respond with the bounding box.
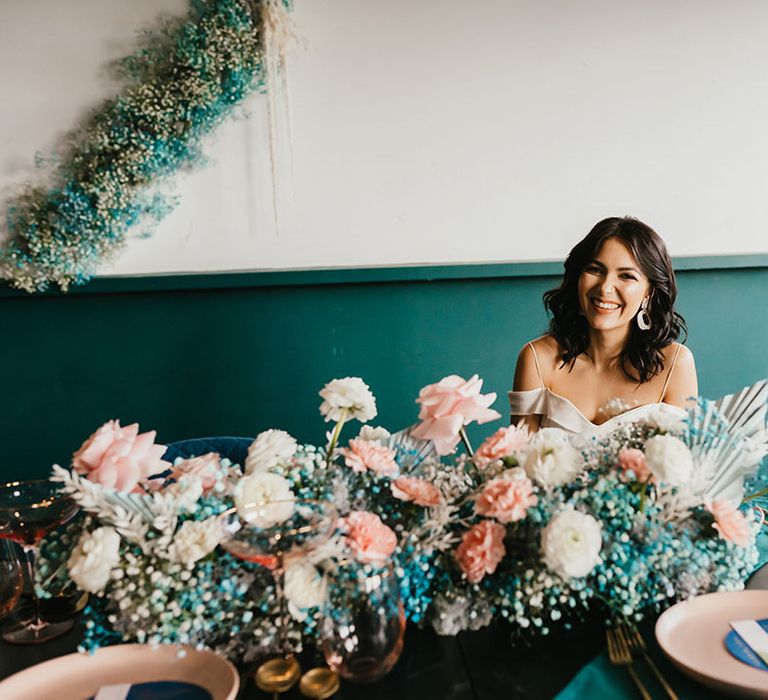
[637,297,652,330]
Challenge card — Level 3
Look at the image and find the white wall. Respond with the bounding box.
[2,0,768,277]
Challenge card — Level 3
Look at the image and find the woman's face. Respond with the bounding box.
[577,237,650,333]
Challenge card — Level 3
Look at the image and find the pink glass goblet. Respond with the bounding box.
[0,479,79,643]
[0,539,23,620]
[219,498,336,694]
[321,560,405,683]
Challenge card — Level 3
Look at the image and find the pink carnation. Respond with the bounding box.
[391,477,441,507]
[475,471,537,523]
[169,453,222,492]
[340,438,398,477]
[72,419,170,493]
[455,520,506,583]
[411,374,501,455]
[706,499,751,547]
[474,425,531,468]
[339,511,397,563]
[617,448,652,482]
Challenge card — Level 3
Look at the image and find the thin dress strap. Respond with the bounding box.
[658,343,683,402]
[527,342,545,389]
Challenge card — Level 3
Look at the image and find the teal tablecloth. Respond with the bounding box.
[556,649,732,700]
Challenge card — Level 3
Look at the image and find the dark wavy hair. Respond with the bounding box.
[543,216,687,383]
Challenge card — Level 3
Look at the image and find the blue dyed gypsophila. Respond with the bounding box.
[2,0,291,292]
[35,392,766,663]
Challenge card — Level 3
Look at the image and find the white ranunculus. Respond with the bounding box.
[358,425,391,442]
[319,377,377,423]
[284,561,327,621]
[234,472,295,526]
[647,407,685,434]
[168,517,222,565]
[542,510,602,579]
[644,434,693,486]
[67,526,121,593]
[524,432,582,489]
[245,429,298,475]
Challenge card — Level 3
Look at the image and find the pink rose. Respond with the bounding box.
[71,420,170,493]
[169,453,222,492]
[474,425,531,468]
[391,477,441,507]
[339,511,397,563]
[455,520,505,583]
[339,438,398,477]
[72,420,132,472]
[706,499,751,547]
[411,374,501,455]
[617,448,652,483]
[475,470,537,523]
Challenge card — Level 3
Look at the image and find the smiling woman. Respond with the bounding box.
[510,216,698,434]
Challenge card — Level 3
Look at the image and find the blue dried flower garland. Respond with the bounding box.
[1,0,285,293]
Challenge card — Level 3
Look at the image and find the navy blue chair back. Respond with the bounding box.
[162,436,253,467]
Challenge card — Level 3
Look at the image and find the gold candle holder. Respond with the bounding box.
[300,667,341,699]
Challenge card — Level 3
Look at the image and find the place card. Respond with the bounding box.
[729,619,768,669]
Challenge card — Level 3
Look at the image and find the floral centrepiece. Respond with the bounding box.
[37,373,765,663]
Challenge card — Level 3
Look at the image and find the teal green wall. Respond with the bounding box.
[1,257,766,481]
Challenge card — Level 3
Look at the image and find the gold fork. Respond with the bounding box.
[606,627,653,700]
[620,625,679,700]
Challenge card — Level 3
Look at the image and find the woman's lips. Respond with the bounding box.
[590,298,621,314]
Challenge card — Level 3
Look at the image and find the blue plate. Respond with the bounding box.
[725,618,768,672]
[87,681,213,699]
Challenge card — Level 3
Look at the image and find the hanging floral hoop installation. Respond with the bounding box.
[1,0,291,293]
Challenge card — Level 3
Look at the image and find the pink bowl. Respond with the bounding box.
[656,590,768,698]
[0,643,239,700]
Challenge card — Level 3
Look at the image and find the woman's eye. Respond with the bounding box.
[620,274,637,281]
[585,265,601,274]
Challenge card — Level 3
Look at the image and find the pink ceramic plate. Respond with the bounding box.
[0,643,239,700]
[655,590,768,698]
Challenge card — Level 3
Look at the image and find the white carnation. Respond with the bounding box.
[542,509,602,579]
[647,407,685,434]
[358,425,391,442]
[644,434,693,486]
[245,429,298,475]
[67,526,121,593]
[524,431,581,489]
[284,561,327,621]
[319,377,377,423]
[168,517,222,565]
[234,472,295,526]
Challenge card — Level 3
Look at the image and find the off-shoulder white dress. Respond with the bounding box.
[508,342,686,440]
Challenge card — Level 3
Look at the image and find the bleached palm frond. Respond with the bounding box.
[714,379,768,443]
[386,425,438,471]
[681,379,768,502]
[50,465,200,544]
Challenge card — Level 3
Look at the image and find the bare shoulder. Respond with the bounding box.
[661,341,693,362]
[514,335,558,391]
[662,342,698,407]
[663,342,696,375]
